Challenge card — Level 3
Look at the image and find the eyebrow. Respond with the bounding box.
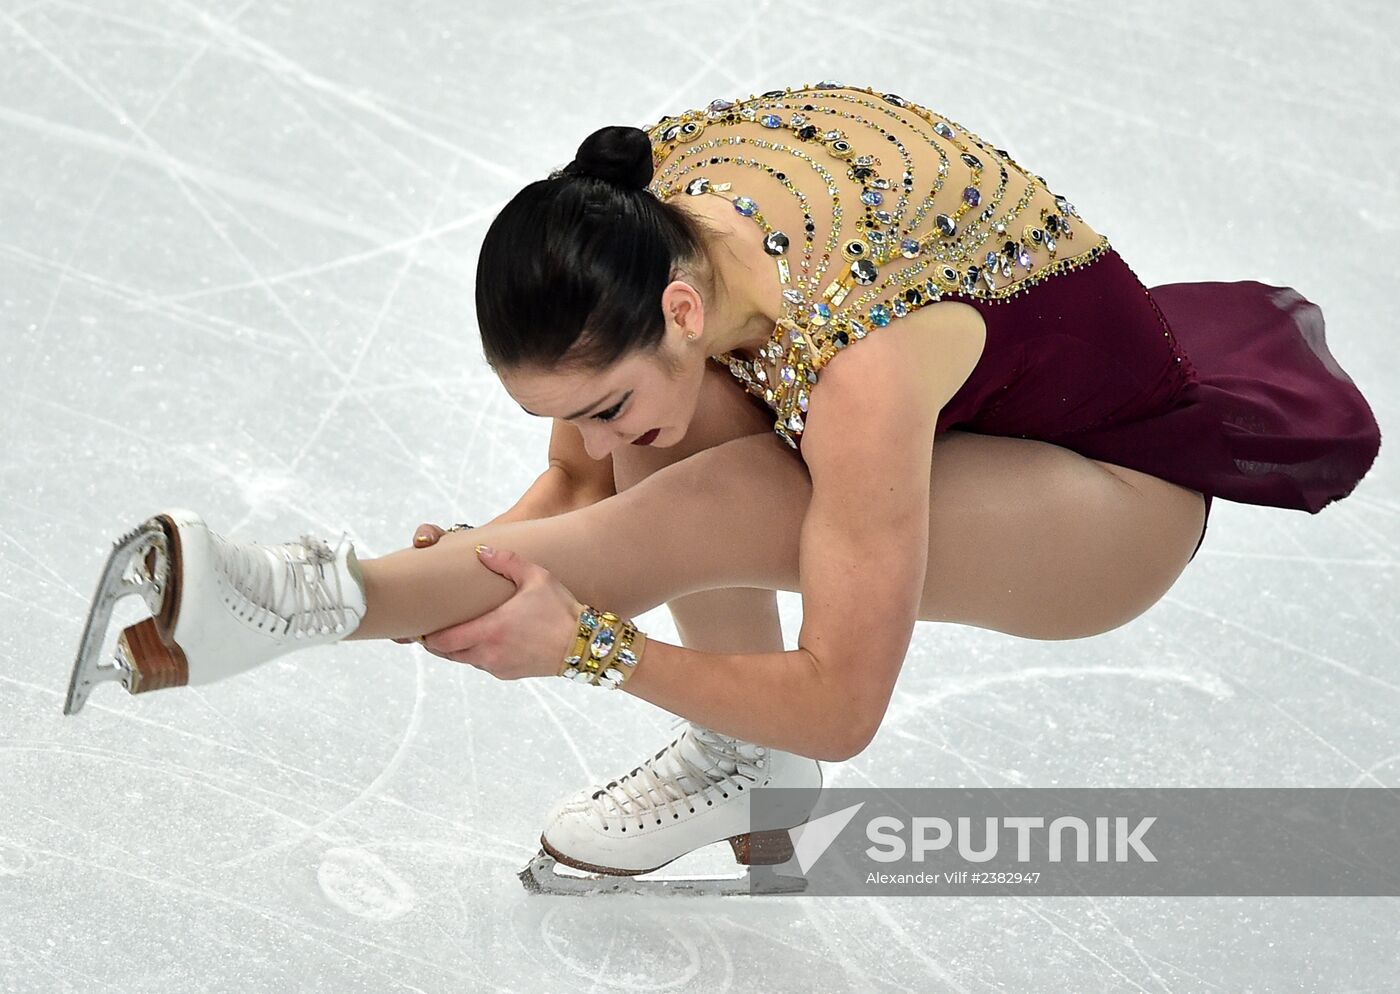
[519,390,628,421]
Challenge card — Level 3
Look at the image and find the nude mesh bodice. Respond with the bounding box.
[644,83,1112,449]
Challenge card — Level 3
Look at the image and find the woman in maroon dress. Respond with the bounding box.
[71,83,1381,890]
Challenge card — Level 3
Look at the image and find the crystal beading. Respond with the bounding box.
[559,606,647,690]
[646,84,1111,450]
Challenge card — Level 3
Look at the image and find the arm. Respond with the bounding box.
[543,416,616,509]
[482,465,587,527]
[478,419,618,527]
[623,306,985,761]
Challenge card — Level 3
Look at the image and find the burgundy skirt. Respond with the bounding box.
[937,248,1383,555]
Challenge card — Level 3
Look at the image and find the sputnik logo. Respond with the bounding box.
[786,802,866,874]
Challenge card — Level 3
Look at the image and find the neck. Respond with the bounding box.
[709,296,777,359]
[681,196,780,359]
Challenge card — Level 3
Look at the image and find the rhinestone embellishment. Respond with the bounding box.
[654,83,1111,451]
[589,627,615,659]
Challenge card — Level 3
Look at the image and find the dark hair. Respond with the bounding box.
[475,125,711,374]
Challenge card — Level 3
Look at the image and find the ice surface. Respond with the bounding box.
[1,1,1397,991]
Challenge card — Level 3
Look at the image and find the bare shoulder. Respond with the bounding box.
[811,300,985,426]
[798,300,986,476]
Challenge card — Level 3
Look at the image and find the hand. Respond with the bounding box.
[418,545,586,681]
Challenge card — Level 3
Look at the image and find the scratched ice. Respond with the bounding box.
[1,1,1396,991]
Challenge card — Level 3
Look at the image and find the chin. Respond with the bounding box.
[659,420,691,446]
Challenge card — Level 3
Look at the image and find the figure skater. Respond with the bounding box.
[66,83,1381,894]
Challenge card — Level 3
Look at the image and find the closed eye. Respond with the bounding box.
[593,400,624,423]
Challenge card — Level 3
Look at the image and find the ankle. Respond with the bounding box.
[345,546,366,599]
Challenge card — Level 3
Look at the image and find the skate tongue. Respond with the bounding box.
[640,726,744,804]
[591,723,769,821]
[594,727,738,818]
[678,725,740,780]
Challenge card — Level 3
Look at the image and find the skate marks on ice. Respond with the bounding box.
[0,837,40,877]
[516,885,897,992]
[528,901,739,991]
[272,841,421,923]
[314,846,417,922]
[881,663,1235,726]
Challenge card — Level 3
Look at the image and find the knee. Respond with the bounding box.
[612,421,714,494]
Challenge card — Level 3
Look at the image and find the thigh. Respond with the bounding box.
[919,431,1207,639]
[613,360,784,492]
[534,425,1203,639]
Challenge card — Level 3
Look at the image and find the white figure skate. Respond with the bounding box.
[518,719,823,896]
[64,508,367,715]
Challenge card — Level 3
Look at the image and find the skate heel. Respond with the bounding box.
[115,617,189,695]
[727,828,796,866]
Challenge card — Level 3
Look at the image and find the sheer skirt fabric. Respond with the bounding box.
[939,248,1382,520]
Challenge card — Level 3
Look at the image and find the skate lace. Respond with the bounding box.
[213,531,354,638]
[584,717,769,827]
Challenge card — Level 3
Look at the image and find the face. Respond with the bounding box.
[501,312,710,462]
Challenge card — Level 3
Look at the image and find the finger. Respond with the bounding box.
[417,642,476,667]
[474,544,531,585]
[444,650,484,669]
[413,523,445,548]
[422,614,494,655]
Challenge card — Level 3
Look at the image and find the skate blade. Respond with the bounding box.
[516,850,807,897]
[63,518,174,716]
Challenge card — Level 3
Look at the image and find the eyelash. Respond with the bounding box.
[593,401,624,423]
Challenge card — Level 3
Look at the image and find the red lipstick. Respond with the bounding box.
[632,428,661,446]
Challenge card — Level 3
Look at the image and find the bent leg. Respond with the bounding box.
[352,429,1206,643]
[917,431,1207,638]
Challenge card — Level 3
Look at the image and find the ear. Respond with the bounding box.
[660,279,705,341]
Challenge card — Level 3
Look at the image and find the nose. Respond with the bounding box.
[581,426,626,462]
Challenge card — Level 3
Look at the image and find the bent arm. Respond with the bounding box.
[479,419,618,527]
[619,477,927,763]
[623,308,979,760]
[619,365,934,763]
[483,465,587,526]
[621,641,847,760]
[547,416,616,504]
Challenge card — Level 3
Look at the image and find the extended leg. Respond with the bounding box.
[349,431,810,640]
[350,427,1205,643]
[354,358,796,643]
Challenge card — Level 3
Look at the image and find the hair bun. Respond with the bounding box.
[563,125,654,190]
